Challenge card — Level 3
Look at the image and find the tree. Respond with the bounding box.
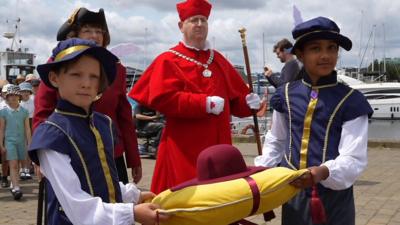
[367,59,400,81]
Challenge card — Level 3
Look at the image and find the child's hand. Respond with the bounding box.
[134,203,169,225]
[139,191,156,203]
[290,170,313,189]
[290,166,329,189]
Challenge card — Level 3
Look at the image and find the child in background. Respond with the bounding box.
[0,83,10,188]
[19,81,35,179]
[25,74,40,96]
[0,82,10,188]
[0,84,31,200]
[0,83,10,109]
[255,17,373,225]
[29,38,167,225]
[19,82,34,123]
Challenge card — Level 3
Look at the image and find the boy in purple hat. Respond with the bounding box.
[29,38,167,225]
[255,17,373,225]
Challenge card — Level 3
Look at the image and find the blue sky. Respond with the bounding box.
[1,0,399,74]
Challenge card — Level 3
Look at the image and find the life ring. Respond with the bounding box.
[241,124,255,135]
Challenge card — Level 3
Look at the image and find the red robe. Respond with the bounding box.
[33,63,141,168]
[129,42,252,193]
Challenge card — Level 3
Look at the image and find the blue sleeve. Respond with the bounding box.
[342,89,374,121]
[270,85,286,113]
[29,123,71,165]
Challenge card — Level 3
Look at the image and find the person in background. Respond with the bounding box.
[0,84,31,200]
[134,103,164,154]
[254,17,373,225]
[0,81,10,188]
[264,38,302,88]
[25,74,40,96]
[33,7,142,184]
[19,81,35,179]
[14,75,26,85]
[0,81,9,109]
[19,82,34,127]
[29,38,167,225]
[129,0,261,194]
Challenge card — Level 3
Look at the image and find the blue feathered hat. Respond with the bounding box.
[291,16,352,53]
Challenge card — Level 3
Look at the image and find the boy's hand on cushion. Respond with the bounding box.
[139,191,156,203]
[290,166,329,189]
[134,203,169,225]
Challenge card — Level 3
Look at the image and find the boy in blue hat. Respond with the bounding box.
[29,38,168,225]
[255,17,373,225]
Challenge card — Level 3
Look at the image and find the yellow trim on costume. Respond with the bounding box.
[54,45,90,61]
[55,109,88,118]
[284,83,297,170]
[90,121,116,203]
[322,89,354,162]
[301,79,338,89]
[44,121,94,196]
[295,30,340,42]
[299,89,319,169]
[106,116,115,156]
[67,8,80,25]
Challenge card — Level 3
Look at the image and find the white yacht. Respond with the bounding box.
[338,74,400,119]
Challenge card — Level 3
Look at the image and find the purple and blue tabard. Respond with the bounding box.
[29,99,122,225]
[271,70,372,170]
[270,70,373,225]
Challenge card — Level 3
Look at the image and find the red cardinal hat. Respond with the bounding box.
[176,0,212,21]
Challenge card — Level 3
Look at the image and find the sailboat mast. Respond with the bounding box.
[358,10,363,77]
[383,23,386,74]
[372,24,376,72]
[262,32,266,68]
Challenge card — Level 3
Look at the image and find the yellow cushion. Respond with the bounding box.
[152,167,307,225]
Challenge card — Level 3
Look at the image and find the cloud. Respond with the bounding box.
[0,0,399,75]
[95,0,267,12]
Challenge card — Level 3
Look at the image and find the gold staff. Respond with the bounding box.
[238,27,262,156]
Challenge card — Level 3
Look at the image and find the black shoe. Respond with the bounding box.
[1,177,9,188]
[20,171,26,180]
[11,189,23,200]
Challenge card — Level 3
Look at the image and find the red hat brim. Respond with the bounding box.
[171,166,267,191]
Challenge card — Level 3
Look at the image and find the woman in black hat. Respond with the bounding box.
[33,8,142,184]
[255,17,373,225]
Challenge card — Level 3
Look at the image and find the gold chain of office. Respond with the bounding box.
[168,49,214,77]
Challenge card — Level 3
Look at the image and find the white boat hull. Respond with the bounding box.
[368,98,400,119]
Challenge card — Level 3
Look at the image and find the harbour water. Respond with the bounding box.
[368,119,400,140]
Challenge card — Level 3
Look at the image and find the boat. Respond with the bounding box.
[350,82,400,119]
[1,17,35,82]
[338,73,400,119]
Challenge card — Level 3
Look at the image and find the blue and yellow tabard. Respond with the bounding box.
[29,99,122,225]
[271,70,373,170]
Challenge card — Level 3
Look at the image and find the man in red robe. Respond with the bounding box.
[129,0,261,194]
